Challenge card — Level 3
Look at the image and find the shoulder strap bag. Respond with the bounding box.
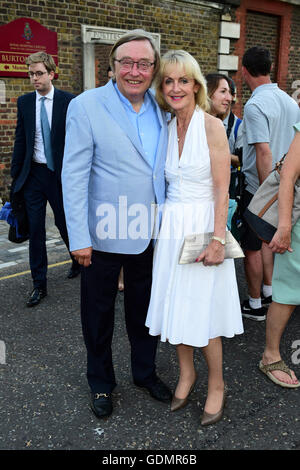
[243,155,300,243]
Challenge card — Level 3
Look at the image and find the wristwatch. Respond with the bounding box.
[211,236,226,245]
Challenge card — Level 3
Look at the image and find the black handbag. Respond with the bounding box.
[8,225,29,243]
[9,190,29,243]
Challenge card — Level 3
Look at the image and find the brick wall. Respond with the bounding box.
[288,6,300,105]
[95,44,113,88]
[241,11,280,107]
[232,0,297,119]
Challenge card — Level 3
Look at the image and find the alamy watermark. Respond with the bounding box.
[94,197,210,241]
[291,340,300,365]
[0,340,6,365]
[0,80,5,104]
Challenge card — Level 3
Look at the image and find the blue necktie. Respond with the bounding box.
[40,97,54,171]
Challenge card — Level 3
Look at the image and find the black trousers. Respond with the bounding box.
[81,243,158,393]
[23,163,71,289]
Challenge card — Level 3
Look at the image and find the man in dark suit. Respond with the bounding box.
[10,51,80,308]
[62,30,171,418]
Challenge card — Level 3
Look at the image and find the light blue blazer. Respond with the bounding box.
[62,80,168,254]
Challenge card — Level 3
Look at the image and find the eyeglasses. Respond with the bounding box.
[28,71,48,78]
[114,58,155,72]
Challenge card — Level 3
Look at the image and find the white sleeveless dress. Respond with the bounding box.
[146,107,243,347]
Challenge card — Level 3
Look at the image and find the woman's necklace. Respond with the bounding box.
[177,122,190,159]
[177,110,194,143]
[177,124,189,142]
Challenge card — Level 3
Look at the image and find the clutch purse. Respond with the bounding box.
[178,231,244,264]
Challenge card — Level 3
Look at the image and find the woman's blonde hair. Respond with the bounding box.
[154,50,209,112]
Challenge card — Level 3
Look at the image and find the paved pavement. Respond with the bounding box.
[0,205,299,454]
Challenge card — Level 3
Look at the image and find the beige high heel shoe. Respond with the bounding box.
[170,375,197,412]
[201,385,227,426]
[118,267,124,291]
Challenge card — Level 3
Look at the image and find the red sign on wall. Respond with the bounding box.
[0,18,58,78]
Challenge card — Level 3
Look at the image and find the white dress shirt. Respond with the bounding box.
[33,85,54,164]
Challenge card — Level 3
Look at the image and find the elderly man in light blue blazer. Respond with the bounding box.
[62,29,171,418]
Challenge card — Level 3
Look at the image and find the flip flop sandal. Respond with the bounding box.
[259,360,300,388]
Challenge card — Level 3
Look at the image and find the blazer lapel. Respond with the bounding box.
[51,88,62,139]
[26,93,36,151]
[101,81,149,162]
[148,90,166,172]
[27,92,36,132]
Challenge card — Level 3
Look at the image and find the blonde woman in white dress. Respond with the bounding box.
[146,50,243,426]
